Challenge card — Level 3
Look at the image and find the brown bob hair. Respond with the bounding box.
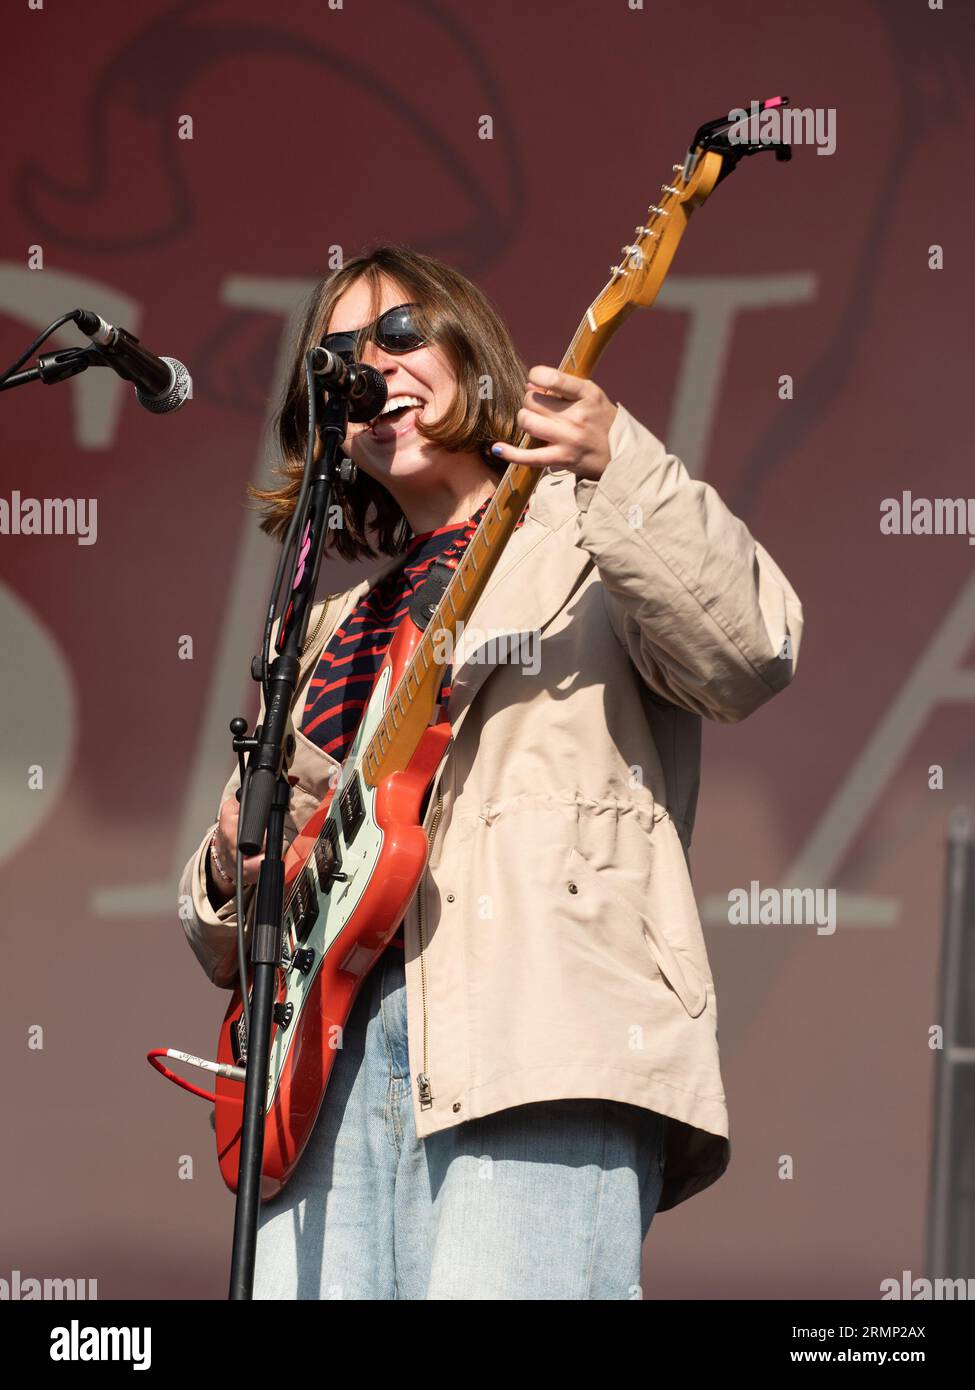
[247,244,529,562]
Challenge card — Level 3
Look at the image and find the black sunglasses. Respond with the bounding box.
[320,302,428,360]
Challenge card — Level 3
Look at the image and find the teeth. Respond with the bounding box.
[378,395,423,418]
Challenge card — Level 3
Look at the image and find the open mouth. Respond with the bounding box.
[369,395,425,440]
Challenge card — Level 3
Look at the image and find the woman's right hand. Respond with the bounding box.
[211,794,267,892]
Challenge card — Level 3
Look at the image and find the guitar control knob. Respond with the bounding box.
[273,1002,294,1030]
[294,948,315,975]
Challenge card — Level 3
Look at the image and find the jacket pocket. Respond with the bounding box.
[565,845,708,1018]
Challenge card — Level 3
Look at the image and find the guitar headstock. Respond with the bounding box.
[586,96,792,325]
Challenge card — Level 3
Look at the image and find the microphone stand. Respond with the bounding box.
[0,344,117,391]
[1,314,377,1298]
[227,371,356,1300]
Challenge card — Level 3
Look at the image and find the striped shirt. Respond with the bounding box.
[300,496,525,947]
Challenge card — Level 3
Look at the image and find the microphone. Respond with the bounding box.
[309,348,387,423]
[74,309,192,414]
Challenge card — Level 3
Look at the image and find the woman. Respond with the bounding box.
[178,243,803,1300]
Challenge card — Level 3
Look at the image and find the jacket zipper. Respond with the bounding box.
[302,596,335,659]
[416,786,444,1110]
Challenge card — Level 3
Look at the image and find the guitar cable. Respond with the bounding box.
[0,310,87,386]
[147,1048,246,1104]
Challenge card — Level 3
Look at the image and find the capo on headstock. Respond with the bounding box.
[683,95,793,186]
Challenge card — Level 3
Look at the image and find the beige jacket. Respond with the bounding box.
[178,403,803,1212]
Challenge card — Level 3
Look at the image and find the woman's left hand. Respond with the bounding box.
[491,365,618,482]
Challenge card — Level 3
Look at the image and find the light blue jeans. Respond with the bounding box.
[253,945,666,1300]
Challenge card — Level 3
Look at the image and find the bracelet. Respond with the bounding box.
[210,834,234,886]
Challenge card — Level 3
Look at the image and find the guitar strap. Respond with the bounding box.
[408,558,454,631]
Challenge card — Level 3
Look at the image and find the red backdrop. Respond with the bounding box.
[2,0,973,1298]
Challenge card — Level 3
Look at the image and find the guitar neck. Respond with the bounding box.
[361,147,726,788]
